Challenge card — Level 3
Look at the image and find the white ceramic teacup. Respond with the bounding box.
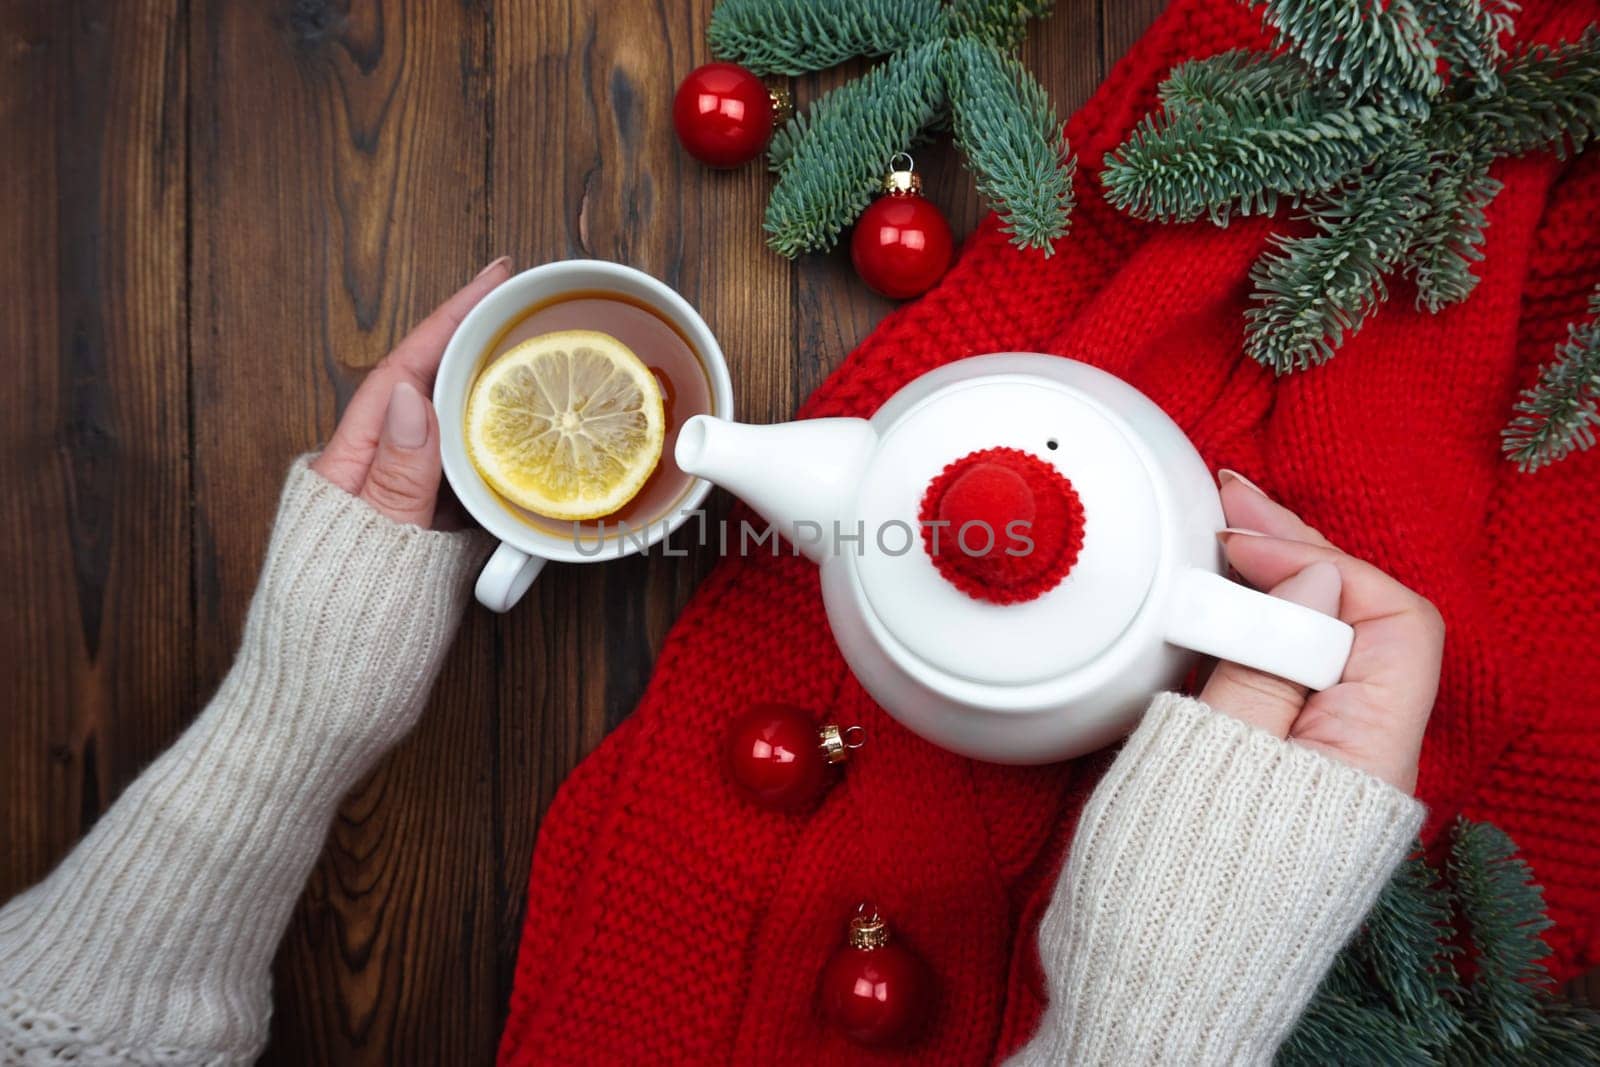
[435,260,733,612]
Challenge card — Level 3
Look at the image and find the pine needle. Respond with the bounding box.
[1252,0,1442,111]
[1503,284,1600,471]
[1445,819,1555,1053]
[1245,146,1430,371]
[1415,0,1516,92]
[1279,991,1435,1066]
[1159,51,1315,113]
[1405,151,1501,314]
[1355,854,1464,1044]
[1104,87,1409,224]
[1436,29,1600,160]
[1504,1001,1600,1065]
[946,0,1057,51]
[708,0,943,76]
[946,37,1074,251]
[1285,820,1600,1064]
[763,41,947,256]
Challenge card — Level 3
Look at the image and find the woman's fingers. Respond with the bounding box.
[1220,531,1432,626]
[1218,470,1333,547]
[1220,530,1445,716]
[358,382,442,528]
[383,256,513,386]
[313,258,513,497]
[1198,560,1343,737]
[1201,474,1443,792]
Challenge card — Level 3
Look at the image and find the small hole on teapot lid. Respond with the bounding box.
[1046,438,1059,451]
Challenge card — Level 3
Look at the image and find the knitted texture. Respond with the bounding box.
[919,447,1085,604]
[0,459,485,1066]
[500,1,1600,1063]
[1003,694,1424,1067]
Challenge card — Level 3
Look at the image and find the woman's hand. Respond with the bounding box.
[310,257,513,528]
[1200,470,1445,794]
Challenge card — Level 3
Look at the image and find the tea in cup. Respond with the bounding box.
[435,261,734,611]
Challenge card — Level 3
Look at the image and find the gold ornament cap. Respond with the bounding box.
[768,84,794,127]
[818,723,866,765]
[883,152,921,197]
[849,907,892,950]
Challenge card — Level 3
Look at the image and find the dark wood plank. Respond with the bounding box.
[1036,0,1113,120]
[0,0,190,892]
[186,1,496,1062]
[1103,0,1168,64]
[0,0,72,894]
[791,56,899,405]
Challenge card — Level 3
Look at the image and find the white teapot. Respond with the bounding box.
[675,354,1353,764]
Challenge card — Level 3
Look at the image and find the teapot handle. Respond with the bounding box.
[1164,568,1354,691]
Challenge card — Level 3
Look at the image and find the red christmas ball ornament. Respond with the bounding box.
[673,62,791,168]
[850,154,954,300]
[819,905,930,1047]
[724,704,863,812]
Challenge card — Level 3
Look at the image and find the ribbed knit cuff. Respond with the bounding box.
[1008,693,1425,1067]
[0,457,488,1065]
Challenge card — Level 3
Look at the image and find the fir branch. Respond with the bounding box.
[1102,4,1600,386]
[1283,820,1600,1063]
[1414,0,1517,92]
[1279,992,1434,1066]
[763,41,947,257]
[1158,50,1315,113]
[1356,854,1465,1044]
[707,0,943,76]
[946,0,1057,51]
[1252,0,1442,110]
[1245,147,1430,372]
[1103,87,1411,225]
[946,37,1075,251]
[1446,819,1553,1053]
[1405,151,1501,314]
[1502,1000,1600,1065]
[1437,30,1600,160]
[1503,284,1600,471]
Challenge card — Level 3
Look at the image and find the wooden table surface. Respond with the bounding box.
[6,1,1593,1063]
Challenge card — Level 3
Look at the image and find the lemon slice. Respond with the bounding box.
[466,330,665,520]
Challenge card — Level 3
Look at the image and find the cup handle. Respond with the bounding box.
[1164,568,1354,691]
[475,542,548,613]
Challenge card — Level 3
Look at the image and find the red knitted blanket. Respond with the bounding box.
[499,1,1600,1061]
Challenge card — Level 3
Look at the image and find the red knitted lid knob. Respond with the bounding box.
[939,462,1037,535]
[918,447,1085,605]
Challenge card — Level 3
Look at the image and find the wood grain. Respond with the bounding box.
[0,0,190,886]
[187,0,496,1061]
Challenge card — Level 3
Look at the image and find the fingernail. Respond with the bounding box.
[1218,468,1268,497]
[1272,560,1342,616]
[1217,526,1266,540]
[385,381,429,449]
[475,255,512,280]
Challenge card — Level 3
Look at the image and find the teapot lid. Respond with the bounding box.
[853,374,1162,687]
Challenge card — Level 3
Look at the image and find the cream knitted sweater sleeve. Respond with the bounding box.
[0,458,486,1066]
[1008,691,1427,1067]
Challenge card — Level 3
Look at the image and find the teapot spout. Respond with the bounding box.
[676,415,877,562]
